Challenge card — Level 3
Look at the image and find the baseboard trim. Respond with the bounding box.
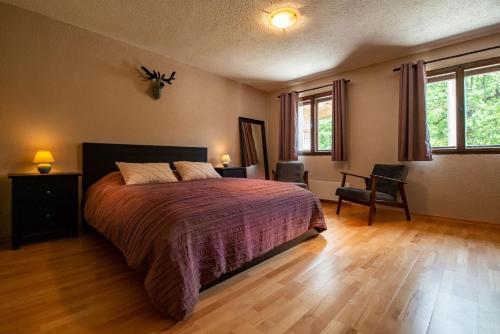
[411,212,500,228]
[322,200,500,228]
[320,199,337,204]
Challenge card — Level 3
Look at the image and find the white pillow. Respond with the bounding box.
[115,162,178,185]
[173,161,221,181]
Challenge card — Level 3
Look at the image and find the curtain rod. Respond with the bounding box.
[392,45,500,72]
[276,80,350,98]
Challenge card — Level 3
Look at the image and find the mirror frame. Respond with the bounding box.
[238,117,270,180]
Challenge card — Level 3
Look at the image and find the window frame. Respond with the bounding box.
[298,91,333,156]
[427,56,500,154]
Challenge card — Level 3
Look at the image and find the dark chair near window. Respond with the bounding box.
[272,161,309,189]
[335,164,410,225]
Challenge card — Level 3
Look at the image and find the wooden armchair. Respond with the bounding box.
[272,161,309,189]
[335,164,410,225]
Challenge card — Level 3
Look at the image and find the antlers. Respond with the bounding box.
[141,66,176,87]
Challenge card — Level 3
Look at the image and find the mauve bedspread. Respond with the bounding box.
[84,172,326,320]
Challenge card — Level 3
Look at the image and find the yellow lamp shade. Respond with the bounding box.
[221,154,231,167]
[33,150,55,163]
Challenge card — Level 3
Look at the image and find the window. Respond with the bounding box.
[465,66,500,148]
[426,73,457,148]
[297,92,333,155]
[426,57,500,153]
[297,100,311,152]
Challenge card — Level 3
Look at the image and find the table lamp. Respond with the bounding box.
[221,154,231,167]
[33,150,55,174]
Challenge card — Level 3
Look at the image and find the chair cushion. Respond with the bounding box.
[336,187,395,203]
[291,182,308,189]
[276,161,305,183]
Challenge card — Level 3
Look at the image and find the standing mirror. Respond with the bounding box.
[239,117,270,180]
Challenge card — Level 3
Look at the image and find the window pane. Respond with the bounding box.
[464,65,500,147]
[426,74,457,148]
[316,97,332,151]
[298,100,311,152]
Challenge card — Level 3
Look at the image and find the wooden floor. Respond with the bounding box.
[1,203,499,334]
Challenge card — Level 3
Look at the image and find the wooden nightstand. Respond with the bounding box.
[8,172,81,249]
[214,167,247,178]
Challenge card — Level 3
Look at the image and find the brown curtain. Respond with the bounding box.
[398,60,432,161]
[332,79,348,161]
[241,122,259,166]
[279,92,298,161]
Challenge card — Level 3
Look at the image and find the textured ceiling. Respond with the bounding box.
[3,0,500,91]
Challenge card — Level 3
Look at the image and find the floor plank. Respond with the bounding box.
[0,203,499,334]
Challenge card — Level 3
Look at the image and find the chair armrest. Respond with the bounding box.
[340,172,370,180]
[272,170,277,181]
[371,174,407,184]
[303,171,309,186]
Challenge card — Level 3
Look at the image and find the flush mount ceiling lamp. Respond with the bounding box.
[270,8,298,30]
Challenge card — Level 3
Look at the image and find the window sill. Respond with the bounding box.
[298,151,331,156]
[432,147,500,154]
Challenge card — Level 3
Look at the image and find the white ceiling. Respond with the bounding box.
[3,0,500,91]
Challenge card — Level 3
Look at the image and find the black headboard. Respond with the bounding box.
[82,142,207,192]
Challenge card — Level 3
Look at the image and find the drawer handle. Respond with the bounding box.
[45,189,52,196]
[44,213,52,219]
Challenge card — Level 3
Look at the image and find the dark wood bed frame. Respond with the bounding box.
[82,142,208,193]
[81,142,320,290]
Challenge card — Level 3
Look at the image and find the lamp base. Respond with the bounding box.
[37,163,52,174]
[222,162,230,167]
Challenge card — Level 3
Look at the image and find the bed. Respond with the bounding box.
[82,142,327,320]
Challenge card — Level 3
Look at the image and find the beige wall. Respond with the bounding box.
[0,4,267,239]
[266,33,500,224]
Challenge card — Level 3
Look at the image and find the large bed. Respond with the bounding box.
[82,143,326,320]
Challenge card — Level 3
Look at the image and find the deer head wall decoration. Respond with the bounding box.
[141,66,176,99]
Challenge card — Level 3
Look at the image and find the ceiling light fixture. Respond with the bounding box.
[270,8,298,30]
